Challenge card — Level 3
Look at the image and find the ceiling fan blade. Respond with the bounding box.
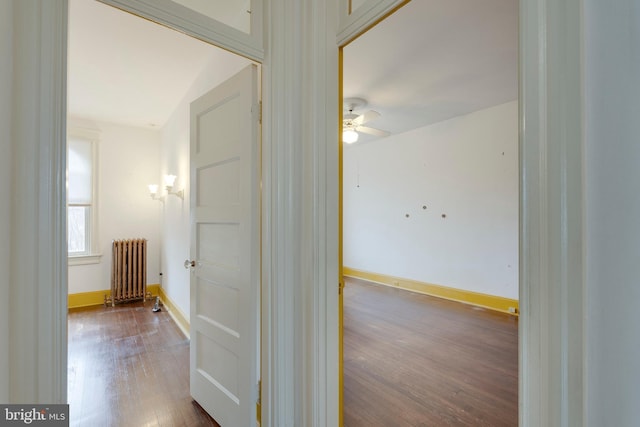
[353,110,381,126]
[356,125,390,137]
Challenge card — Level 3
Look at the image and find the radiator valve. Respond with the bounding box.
[152,296,162,312]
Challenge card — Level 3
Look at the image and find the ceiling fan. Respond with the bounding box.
[342,98,390,144]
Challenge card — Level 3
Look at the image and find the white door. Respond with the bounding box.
[188,64,260,427]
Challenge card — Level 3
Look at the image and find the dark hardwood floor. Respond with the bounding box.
[69,280,517,426]
[343,277,518,427]
[68,301,220,427]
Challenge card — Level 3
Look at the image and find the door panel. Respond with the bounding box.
[189,64,259,427]
[197,160,241,206]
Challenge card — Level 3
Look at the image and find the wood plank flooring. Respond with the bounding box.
[69,280,517,426]
[343,277,518,427]
[67,301,220,427]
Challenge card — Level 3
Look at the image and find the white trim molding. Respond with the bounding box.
[98,0,264,62]
[10,0,68,403]
[519,0,584,424]
[68,254,102,266]
[0,0,12,402]
[262,0,340,424]
[302,0,341,425]
[337,0,407,46]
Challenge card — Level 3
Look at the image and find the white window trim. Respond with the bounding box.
[68,254,102,266]
[67,125,101,264]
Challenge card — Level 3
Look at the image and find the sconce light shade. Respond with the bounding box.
[164,174,177,188]
[149,173,184,201]
[343,129,359,144]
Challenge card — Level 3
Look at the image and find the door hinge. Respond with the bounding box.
[252,101,262,124]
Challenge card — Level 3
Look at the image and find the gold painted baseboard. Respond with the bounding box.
[343,267,519,315]
[158,287,190,338]
[67,284,189,337]
[68,284,191,336]
[68,284,161,310]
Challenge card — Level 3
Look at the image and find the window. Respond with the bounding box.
[67,130,100,264]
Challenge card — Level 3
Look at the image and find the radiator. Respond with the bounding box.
[106,238,150,306]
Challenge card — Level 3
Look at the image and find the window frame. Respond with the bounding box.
[67,205,91,255]
[67,126,101,265]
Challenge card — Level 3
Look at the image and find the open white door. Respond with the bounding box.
[188,64,260,427]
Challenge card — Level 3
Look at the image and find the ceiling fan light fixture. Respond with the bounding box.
[343,129,359,144]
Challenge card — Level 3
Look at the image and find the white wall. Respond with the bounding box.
[0,0,13,402]
[343,101,518,299]
[159,53,250,317]
[585,1,640,425]
[67,119,162,294]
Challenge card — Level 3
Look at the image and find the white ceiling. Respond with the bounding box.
[343,0,518,142]
[68,0,517,134]
[67,0,233,129]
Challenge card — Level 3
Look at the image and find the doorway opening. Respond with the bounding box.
[66,1,261,425]
[339,1,519,425]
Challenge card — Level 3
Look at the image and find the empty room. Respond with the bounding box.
[66,0,257,425]
[341,1,519,425]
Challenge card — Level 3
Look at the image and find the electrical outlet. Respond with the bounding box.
[508,307,518,314]
[393,281,400,287]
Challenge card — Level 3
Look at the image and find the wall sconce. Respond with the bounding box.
[148,174,184,201]
[148,184,161,201]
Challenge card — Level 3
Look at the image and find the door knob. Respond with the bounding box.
[184,259,196,269]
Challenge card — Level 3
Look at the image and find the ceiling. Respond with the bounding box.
[67,0,235,129]
[343,0,518,142]
[68,0,518,135]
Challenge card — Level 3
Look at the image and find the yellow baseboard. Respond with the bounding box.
[68,284,161,310]
[148,284,160,297]
[158,286,190,338]
[68,284,191,335]
[343,267,519,315]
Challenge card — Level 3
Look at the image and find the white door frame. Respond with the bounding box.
[9,0,584,425]
[99,0,264,62]
[518,0,585,423]
[8,0,68,403]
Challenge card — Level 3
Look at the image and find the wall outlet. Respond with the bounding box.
[393,281,400,287]
[508,307,518,314]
